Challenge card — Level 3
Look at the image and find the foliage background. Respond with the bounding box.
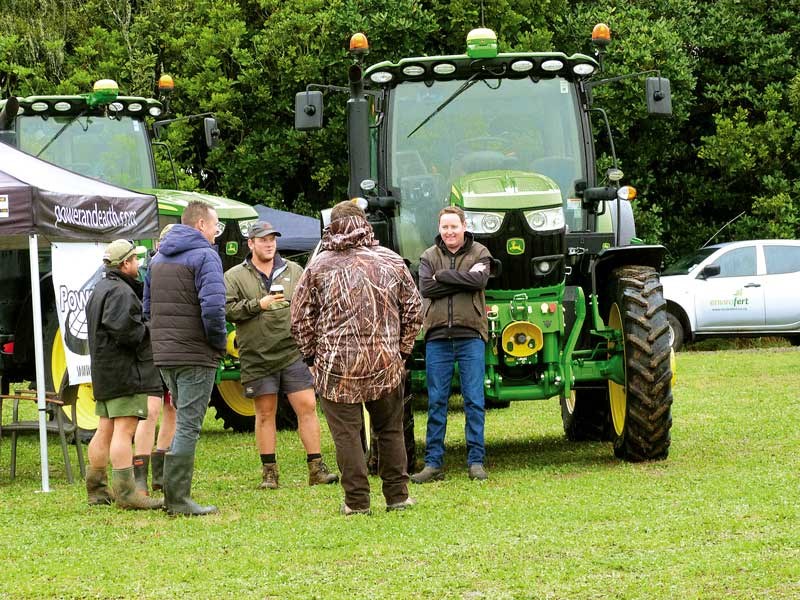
[2,0,800,258]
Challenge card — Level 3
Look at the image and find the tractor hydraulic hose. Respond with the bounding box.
[562,286,586,398]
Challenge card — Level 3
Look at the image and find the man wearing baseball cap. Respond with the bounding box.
[85,239,164,510]
[225,221,338,490]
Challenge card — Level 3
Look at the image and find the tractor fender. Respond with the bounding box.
[590,245,666,296]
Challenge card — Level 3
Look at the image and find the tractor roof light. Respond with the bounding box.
[88,79,119,107]
[592,23,611,47]
[350,33,369,56]
[466,28,498,59]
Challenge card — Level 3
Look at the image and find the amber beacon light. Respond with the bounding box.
[349,33,369,55]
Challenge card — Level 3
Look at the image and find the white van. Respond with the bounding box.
[661,239,800,350]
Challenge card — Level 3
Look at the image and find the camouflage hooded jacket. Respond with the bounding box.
[291,215,423,404]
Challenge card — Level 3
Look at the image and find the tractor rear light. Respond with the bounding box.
[2,341,14,354]
[549,303,557,313]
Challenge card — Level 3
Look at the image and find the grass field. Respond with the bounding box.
[1,348,799,599]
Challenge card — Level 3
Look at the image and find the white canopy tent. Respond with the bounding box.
[0,142,159,491]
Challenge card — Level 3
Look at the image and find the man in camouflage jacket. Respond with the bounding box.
[291,201,423,515]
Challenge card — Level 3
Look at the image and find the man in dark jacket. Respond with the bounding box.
[411,206,492,483]
[144,200,226,516]
[85,239,163,510]
[292,201,423,515]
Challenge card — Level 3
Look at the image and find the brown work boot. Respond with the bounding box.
[86,466,114,506]
[133,454,150,496]
[308,458,339,486]
[259,462,279,489]
[112,467,164,510]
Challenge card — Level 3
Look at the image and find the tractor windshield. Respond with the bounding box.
[16,114,156,189]
[388,77,584,265]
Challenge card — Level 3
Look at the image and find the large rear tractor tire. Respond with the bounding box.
[606,266,673,462]
[560,387,612,442]
[209,380,298,432]
[44,312,97,440]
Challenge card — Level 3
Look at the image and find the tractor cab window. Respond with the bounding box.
[387,76,584,267]
[17,114,156,190]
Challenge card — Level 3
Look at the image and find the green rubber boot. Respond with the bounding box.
[150,451,166,491]
[86,466,113,506]
[163,453,218,516]
[112,467,163,510]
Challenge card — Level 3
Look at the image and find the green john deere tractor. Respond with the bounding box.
[296,25,675,461]
[0,78,272,435]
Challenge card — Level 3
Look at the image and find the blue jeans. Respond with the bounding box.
[424,338,486,468]
[160,366,217,455]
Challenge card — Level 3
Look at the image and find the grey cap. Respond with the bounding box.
[248,221,282,239]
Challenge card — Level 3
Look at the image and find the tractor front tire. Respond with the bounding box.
[607,266,673,462]
[560,387,612,442]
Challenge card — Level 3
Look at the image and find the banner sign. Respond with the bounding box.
[51,242,107,384]
[34,191,159,241]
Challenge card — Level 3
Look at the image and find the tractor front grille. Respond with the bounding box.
[475,210,566,290]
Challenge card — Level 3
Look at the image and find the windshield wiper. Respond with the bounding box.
[406,70,484,139]
[35,110,87,158]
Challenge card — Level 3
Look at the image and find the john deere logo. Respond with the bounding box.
[225,241,239,256]
[507,238,525,255]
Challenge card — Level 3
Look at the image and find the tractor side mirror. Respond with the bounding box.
[295,91,324,131]
[699,264,721,279]
[646,77,672,116]
[203,117,220,149]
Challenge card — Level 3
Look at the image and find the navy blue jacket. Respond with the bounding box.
[86,269,162,401]
[144,224,227,368]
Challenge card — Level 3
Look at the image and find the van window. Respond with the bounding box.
[709,246,756,277]
[764,245,800,275]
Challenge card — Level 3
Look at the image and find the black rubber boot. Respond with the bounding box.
[163,452,218,516]
[150,451,166,491]
[133,454,150,495]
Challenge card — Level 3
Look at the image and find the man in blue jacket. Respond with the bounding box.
[144,201,227,516]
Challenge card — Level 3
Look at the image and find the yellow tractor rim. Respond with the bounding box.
[216,380,255,416]
[51,327,99,430]
[607,303,627,436]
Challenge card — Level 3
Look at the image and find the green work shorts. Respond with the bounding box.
[95,393,148,419]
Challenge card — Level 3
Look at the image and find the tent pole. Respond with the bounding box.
[29,233,50,492]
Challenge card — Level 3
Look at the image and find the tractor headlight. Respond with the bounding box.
[464,211,504,234]
[238,218,258,238]
[524,207,565,232]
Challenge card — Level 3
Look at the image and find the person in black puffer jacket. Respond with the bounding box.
[85,239,163,511]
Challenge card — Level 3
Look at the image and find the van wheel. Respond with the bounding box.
[666,310,685,351]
